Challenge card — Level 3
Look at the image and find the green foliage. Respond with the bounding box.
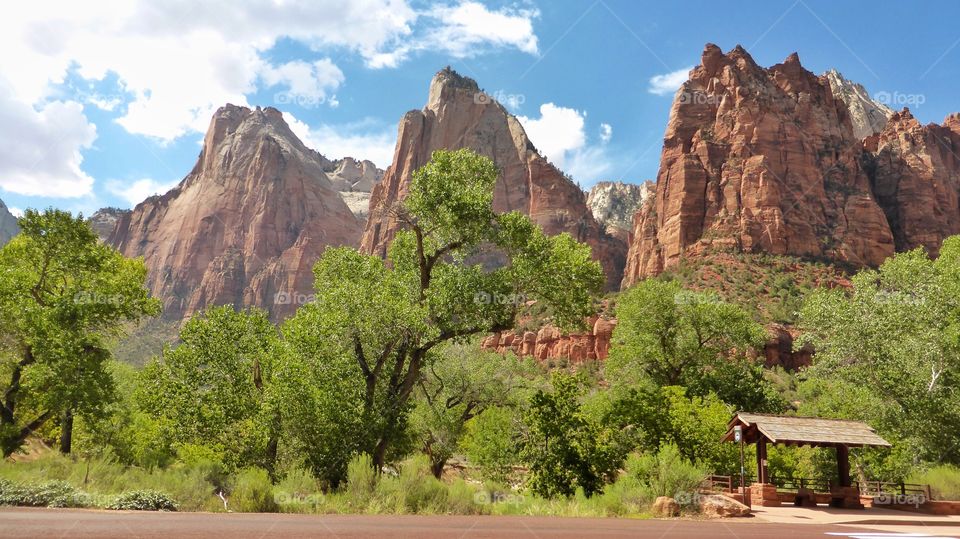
[461,406,521,484]
[108,490,178,511]
[798,237,960,468]
[521,373,620,498]
[608,279,775,411]
[627,444,709,507]
[136,306,281,472]
[909,465,960,500]
[0,209,160,456]
[281,148,604,479]
[410,344,538,478]
[0,479,89,508]
[230,468,278,512]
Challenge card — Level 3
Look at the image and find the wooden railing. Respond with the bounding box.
[700,475,932,501]
[858,480,932,501]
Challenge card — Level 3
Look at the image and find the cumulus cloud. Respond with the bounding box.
[518,103,613,186]
[369,1,540,68]
[0,1,541,196]
[0,80,97,198]
[285,113,396,169]
[106,178,180,206]
[599,122,612,143]
[648,66,693,96]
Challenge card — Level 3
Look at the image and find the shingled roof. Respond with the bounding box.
[723,412,891,447]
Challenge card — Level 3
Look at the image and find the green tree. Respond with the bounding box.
[283,148,604,478]
[608,280,770,410]
[0,209,159,456]
[409,344,538,478]
[461,406,522,484]
[137,306,281,473]
[521,373,620,497]
[797,237,960,468]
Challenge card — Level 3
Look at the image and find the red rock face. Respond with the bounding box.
[110,104,362,321]
[623,44,897,287]
[481,317,616,363]
[481,317,808,370]
[360,67,626,290]
[866,110,960,255]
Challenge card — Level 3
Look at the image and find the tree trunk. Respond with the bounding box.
[430,457,446,479]
[59,409,74,454]
[372,438,389,471]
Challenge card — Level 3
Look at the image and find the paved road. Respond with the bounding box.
[3,507,957,539]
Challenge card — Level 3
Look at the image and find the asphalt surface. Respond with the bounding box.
[4,507,958,538]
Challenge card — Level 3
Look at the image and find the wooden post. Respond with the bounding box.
[836,444,851,487]
[757,439,768,484]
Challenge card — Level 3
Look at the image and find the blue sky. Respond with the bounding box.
[2,0,959,217]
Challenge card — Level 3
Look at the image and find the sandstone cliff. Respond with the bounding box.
[88,207,130,242]
[586,181,652,242]
[360,67,626,290]
[110,104,363,321]
[0,198,18,246]
[324,157,384,221]
[865,110,960,255]
[825,69,893,140]
[623,44,898,287]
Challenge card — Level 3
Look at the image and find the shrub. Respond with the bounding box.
[108,490,178,511]
[345,454,377,503]
[230,468,278,512]
[910,465,960,501]
[628,443,709,509]
[392,455,448,513]
[0,479,89,508]
[461,407,519,484]
[273,467,324,513]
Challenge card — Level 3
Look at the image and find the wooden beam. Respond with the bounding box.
[836,444,851,487]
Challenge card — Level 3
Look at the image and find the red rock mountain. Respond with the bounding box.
[360,67,626,290]
[110,104,363,321]
[623,44,960,287]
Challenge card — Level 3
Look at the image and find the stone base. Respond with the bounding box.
[750,483,781,507]
[830,486,864,509]
[794,487,818,507]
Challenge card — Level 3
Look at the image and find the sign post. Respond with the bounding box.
[734,425,745,494]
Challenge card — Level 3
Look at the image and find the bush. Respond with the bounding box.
[230,468,278,512]
[462,407,519,484]
[0,479,89,508]
[273,467,323,513]
[345,454,377,506]
[392,455,448,513]
[108,490,178,511]
[910,465,960,501]
[628,443,709,509]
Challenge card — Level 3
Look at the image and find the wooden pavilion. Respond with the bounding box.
[723,412,891,508]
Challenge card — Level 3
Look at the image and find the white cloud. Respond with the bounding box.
[262,59,344,108]
[518,103,613,187]
[0,80,97,198]
[648,66,693,96]
[599,122,612,143]
[8,207,24,218]
[518,103,586,169]
[285,113,396,169]
[106,178,179,206]
[368,1,540,68]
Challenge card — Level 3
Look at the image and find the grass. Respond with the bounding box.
[909,465,960,501]
[0,451,665,517]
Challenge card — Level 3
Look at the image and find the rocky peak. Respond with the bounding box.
[110,104,363,321]
[0,198,18,246]
[361,67,626,290]
[825,69,893,139]
[586,181,653,242]
[623,44,896,287]
[87,207,130,242]
[325,157,385,221]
